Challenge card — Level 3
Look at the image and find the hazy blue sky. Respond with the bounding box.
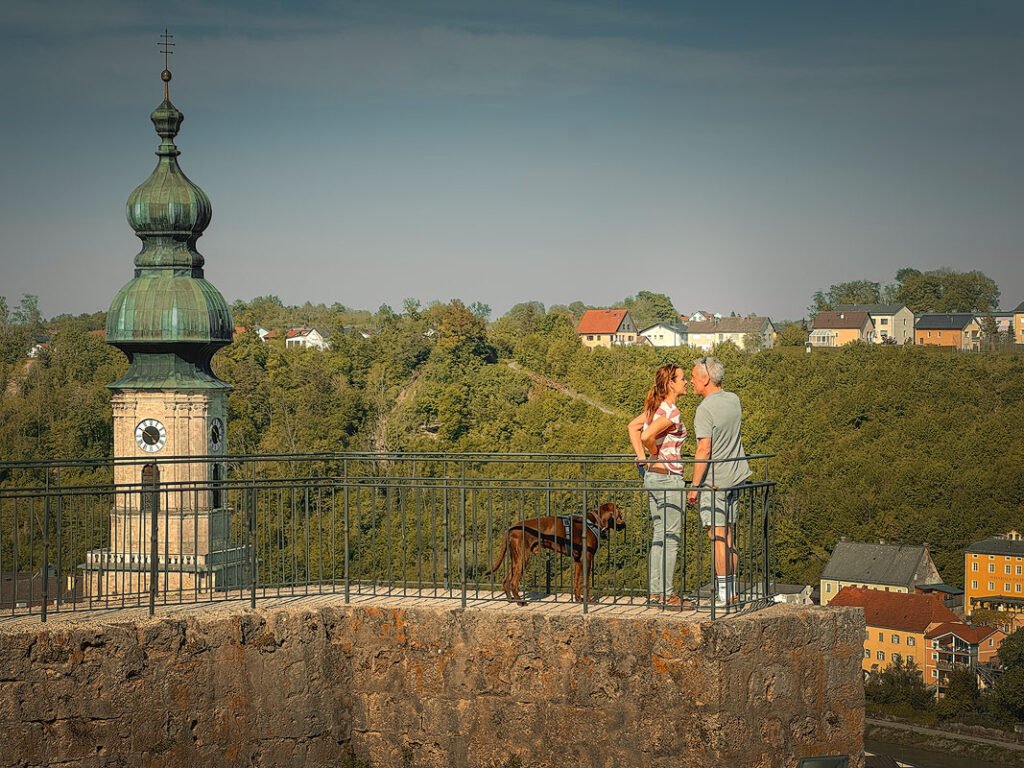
[3,1,1022,321]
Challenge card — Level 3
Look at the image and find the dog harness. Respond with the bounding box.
[557,515,602,550]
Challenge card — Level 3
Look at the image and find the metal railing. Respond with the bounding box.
[0,452,776,622]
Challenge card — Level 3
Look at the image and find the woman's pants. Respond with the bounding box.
[644,471,685,598]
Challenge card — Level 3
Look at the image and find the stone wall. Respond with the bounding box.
[0,601,864,767]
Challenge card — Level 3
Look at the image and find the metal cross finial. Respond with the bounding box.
[159,28,175,71]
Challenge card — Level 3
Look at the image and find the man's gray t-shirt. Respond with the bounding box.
[694,390,751,489]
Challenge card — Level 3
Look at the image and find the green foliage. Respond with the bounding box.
[622,290,678,330]
[810,281,882,315]
[895,268,1000,313]
[992,666,1024,721]
[775,321,808,347]
[809,268,1002,317]
[935,666,980,721]
[997,627,1024,670]
[865,657,933,710]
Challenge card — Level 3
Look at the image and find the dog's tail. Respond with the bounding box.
[485,532,509,576]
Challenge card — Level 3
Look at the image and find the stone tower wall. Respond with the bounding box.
[0,601,863,767]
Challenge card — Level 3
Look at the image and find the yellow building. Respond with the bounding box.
[831,587,961,678]
[1014,301,1024,344]
[914,313,982,350]
[576,309,638,349]
[808,311,874,347]
[965,531,1024,621]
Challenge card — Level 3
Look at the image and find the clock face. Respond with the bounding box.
[209,417,224,453]
[135,418,167,453]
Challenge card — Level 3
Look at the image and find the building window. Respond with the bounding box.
[990,563,996,573]
[892,653,902,664]
[932,670,938,679]
[1007,565,1012,574]
[826,583,832,593]
[907,637,916,647]
[879,632,884,642]
[1006,583,1012,592]
[972,563,979,572]
[990,582,995,590]
[891,634,900,644]
[877,651,885,661]
[1017,584,1022,593]
[932,652,938,659]
[587,335,593,341]
[972,580,978,589]
[864,649,870,658]
[1017,565,1022,575]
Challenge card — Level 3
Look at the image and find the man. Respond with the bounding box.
[686,356,751,607]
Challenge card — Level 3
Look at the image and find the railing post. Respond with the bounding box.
[343,459,350,604]
[41,471,50,623]
[143,463,159,618]
[249,462,258,610]
[460,462,467,609]
[443,473,450,593]
[581,461,588,614]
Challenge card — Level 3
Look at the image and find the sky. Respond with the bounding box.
[2,1,1022,322]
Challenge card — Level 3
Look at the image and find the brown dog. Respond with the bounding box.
[486,502,625,603]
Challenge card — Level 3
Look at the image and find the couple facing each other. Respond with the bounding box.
[627,357,750,608]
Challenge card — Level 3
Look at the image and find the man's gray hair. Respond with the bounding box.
[700,356,725,385]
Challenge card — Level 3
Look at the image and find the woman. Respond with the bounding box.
[628,363,687,606]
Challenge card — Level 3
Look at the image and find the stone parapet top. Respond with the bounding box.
[0,589,860,635]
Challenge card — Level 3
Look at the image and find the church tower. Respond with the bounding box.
[85,48,245,597]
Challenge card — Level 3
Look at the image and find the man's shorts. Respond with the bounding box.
[699,487,741,528]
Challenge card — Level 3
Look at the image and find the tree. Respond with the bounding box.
[809,281,882,315]
[775,321,808,347]
[934,666,980,721]
[895,268,1000,313]
[622,291,678,329]
[468,301,491,320]
[864,656,933,710]
[998,627,1024,670]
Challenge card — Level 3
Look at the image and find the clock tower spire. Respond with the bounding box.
[86,36,245,598]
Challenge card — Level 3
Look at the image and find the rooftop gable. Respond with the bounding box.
[834,303,908,315]
[685,316,772,335]
[811,311,871,330]
[576,309,630,335]
[830,587,960,632]
[967,536,1024,557]
[925,622,1001,644]
[821,540,932,586]
[915,313,977,330]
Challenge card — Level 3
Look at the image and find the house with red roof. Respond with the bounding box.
[576,309,638,349]
[285,327,329,351]
[830,586,961,680]
[809,311,874,347]
[925,622,1005,694]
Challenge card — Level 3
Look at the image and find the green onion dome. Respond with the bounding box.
[106,68,232,388]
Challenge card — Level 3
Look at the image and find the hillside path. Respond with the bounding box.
[504,360,623,416]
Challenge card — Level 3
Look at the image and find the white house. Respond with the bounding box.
[285,327,330,351]
[685,316,776,352]
[638,322,688,348]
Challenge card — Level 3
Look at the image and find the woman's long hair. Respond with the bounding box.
[644,364,680,421]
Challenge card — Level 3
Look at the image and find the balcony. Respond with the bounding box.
[0,452,776,622]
